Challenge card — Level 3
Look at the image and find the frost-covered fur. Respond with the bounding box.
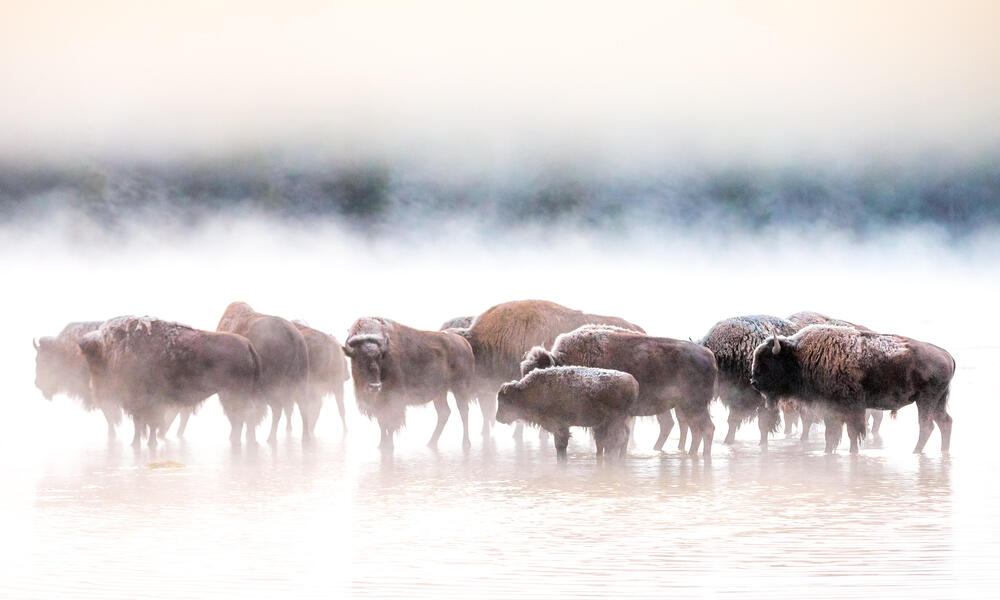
[700,315,797,446]
[439,315,475,330]
[34,320,123,438]
[464,299,643,439]
[78,316,261,447]
[217,301,310,443]
[497,366,638,459]
[521,325,717,456]
[787,311,873,332]
[294,322,350,439]
[750,325,955,454]
[344,316,475,450]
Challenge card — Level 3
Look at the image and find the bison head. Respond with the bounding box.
[520,345,557,376]
[343,333,388,394]
[495,381,524,425]
[34,336,76,400]
[750,333,801,399]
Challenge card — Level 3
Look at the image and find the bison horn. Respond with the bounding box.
[771,334,781,355]
[33,338,39,351]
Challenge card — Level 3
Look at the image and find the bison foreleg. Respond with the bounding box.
[758,405,779,450]
[553,428,570,460]
[867,409,884,437]
[654,410,674,451]
[101,406,118,440]
[823,413,844,454]
[845,409,866,454]
[724,410,741,444]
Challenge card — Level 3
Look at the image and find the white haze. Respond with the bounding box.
[1,217,999,596]
[2,0,999,165]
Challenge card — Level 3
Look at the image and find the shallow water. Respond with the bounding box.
[2,229,999,598]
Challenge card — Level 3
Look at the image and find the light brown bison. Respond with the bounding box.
[700,315,797,447]
[520,325,717,456]
[217,302,310,443]
[34,321,123,439]
[344,317,475,449]
[496,366,638,460]
[293,321,350,439]
[750,325,955,454]
[463,299,643,438]
[77,317,261,447]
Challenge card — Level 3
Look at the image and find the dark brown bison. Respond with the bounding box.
[344,317,475,450]
[293,321,350,439]
[781,312,880,441]
[77,317,261,447]
[464,299,643,438]
[750,325,955,454]
[217,302,310,443]
[496,366,638,460]
[34,321,123,439]
[440,316,475,330]
[520,325,717,456]
[700,315,797,447]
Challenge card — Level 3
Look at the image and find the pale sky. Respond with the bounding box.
[1,0,998,164]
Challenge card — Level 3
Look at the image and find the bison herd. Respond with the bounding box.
[33,299,955,459]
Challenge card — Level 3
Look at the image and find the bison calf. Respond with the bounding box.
[521,325,717,456]
[750,325,955,454]
[496,366,638,460]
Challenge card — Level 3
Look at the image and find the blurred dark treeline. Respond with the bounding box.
[1,153,998,238]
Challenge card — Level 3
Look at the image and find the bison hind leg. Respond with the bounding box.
[654,410,674,452]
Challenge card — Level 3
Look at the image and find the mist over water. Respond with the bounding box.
[1,215,999,598]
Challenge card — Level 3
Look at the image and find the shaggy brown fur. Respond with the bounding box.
[217,301,310,443]
[78,317,261,447]
[34,321,123,439]
[700,315,797,447]
[781,313,877,441]
[293,322,350,440]
[750,325,955,454]
[440,316,475,331]
[465,299,643,437]
[496,366,638,460]
[344,316,475,450]
[520,325,717,456]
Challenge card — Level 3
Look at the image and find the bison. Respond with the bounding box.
[463,299,643,439]
[781,312,882,442]
[34,321,123,439]
[496,366,638,460]
[750,325,955,454]
[77,317,261,447]
[217,302,310,443]
[520,325,717,456]
[700,315,798,447]
[293,321,350,439]
[344,317,475,450]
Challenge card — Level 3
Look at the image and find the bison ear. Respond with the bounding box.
[771,334,782,355]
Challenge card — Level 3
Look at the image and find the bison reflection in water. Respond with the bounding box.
[520,325,717,456]
[34,321,123,439]
[292,321,350,439]
[496,366,637,460]
[217,302,310,443]
[344,316,475,450]
[750,325,955,454]
[77,316,261,447]
[459,299,643,440]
